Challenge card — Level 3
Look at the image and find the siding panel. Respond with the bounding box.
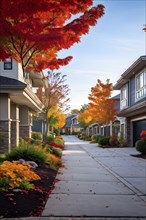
[129,76,135,106]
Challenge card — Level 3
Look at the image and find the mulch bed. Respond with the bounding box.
[0,165,58,218]
[131,154,146,160]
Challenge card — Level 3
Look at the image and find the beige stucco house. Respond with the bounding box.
[0,59,45,153]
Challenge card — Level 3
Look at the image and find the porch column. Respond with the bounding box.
[11,103,19,147]
[19,106,32,139]
[0,94,11,153]
[125,118,132,147]
[98,126,101,135]
[110,121,113,136]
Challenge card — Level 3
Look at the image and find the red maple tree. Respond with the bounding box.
[0,0,105,74]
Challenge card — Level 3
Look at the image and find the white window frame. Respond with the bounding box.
[135,69,146,101]
[4,58,12,70]
[120,84,128,110]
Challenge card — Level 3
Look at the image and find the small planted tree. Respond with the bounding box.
[37,71,69,140]
[78,105,94,130]
[48,106,66,132]
[88,79,118,135]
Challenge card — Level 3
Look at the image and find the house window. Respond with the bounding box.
[120,84,128,110]
[136,70,146,100]
[4,58,12,70]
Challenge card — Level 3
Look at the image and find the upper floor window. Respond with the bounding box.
[4,58,12,70]
[120,84,128,110]
[136,70,146,100]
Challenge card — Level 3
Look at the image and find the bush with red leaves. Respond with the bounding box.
[46,141,64,149]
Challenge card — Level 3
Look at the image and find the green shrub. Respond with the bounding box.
[19,138,28,147]
[54,129,60,136]
[55,138,64,145]
[85,137,92,141]
[5,145,48,166]
[0,154,5,163]
[135,140,146,155]
[98,137,110,146]
[95,135,104,143]
[77,131,82,138]
[118,136,127,147]
[50,146,62,157]
[109,135,119,146]
[46,134,55,142]
[32,132,42,140]
[91,135,97,141]
[30,139,42,145]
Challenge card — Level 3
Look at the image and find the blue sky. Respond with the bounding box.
[47,0,146,110]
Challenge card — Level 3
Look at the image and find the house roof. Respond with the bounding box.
[63,114,77,128]
[111,94,120,100]
[117,101,146,117]
[0,76,44,112]
[0,76,26,88]
[113,56,146,90]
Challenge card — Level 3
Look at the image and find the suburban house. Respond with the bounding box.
[61,113,81,134]
[113,55,146,146]
[71,114,81,134]
[0,59,46,153]
[86,94,125,137]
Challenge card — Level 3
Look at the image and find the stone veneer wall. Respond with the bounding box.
[19,125,31,139]
[11,120,19,147]
[0,120,11,153]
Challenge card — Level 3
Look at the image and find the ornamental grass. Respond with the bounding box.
[47,154,62,170]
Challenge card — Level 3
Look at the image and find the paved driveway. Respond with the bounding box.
[42,135,146,218]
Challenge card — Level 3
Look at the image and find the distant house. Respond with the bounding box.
[0,59,46,153]
[113,56,146,146]
[61,113,81,134]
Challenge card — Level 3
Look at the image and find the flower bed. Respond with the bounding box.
[0,164,58,218]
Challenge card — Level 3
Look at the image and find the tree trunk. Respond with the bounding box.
[43,111,49,142]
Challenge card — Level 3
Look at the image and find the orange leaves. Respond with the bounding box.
[88,79,117,124]
[0,161,40,191]
[0,0,105,72]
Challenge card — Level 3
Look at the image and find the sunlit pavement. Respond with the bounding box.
[42,135,146,218]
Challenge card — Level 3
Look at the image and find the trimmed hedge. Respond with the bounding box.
[135,140,146,155]
[98,136,110,146]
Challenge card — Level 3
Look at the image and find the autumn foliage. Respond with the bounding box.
[37,71,69,139]
[0,0,105,73]
[140,130,146,141]
[48,106,66,129]
[0,161,40,191]
[78,108,94,128]
[88,79,118,124]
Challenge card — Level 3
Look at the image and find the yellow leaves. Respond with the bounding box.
[47,153,62,170]
[48,106,57,117]
[0,161,40,191]
[54,111,65,128]
[48,106,65,128]
[78,109,93,126]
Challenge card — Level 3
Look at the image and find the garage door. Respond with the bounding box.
[133,119,146,145]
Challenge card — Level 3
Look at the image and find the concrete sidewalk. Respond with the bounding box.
[42,135,146,218]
